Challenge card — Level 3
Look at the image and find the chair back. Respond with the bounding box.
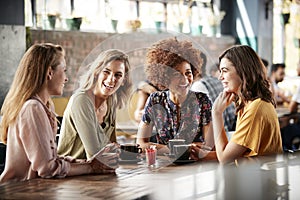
[0,142,6,174]
[280,113,300,152]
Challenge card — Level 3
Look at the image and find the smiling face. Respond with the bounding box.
[48,56,68,96]
[169,61,193,96]
[94,59,125,97]
[219,57,242,94]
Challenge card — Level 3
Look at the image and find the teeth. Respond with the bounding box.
[179,84,188,87]
[104,83,114,88]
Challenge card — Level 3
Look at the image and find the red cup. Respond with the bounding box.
[145,148,157,166]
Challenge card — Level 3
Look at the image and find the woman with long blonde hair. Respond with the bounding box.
[57,49,133,159]
[0,43,119,183]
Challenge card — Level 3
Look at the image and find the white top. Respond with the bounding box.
[190,80,209,94]
[292,83,300,103]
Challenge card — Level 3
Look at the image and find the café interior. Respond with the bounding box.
[1,0,300,199]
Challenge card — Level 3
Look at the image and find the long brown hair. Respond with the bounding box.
[0,43,65,144]
[219,45,275,113]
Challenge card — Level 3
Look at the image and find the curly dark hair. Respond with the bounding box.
[144,37,203,90]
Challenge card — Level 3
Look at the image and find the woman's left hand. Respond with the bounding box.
[190,143,212,161]
[213,91,235,113]
[88,143,121,174]
[103,142,121,154]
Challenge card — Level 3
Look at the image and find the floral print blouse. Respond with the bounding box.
[142,90,212,144]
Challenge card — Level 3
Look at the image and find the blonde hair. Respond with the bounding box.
[0,43,65,143]
[78,49,133,109]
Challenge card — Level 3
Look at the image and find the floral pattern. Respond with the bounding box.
[142,90,212,144]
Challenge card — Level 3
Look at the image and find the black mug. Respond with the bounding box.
[120,144,142,160]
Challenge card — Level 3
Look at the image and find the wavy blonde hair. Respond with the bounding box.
[1,43,65,144]
[78,49,133,109]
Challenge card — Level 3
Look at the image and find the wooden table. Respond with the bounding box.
[1,152,300,199]
[0,156,199,199]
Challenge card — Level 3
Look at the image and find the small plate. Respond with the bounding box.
[119,158,142,164]
[173,159,196,165]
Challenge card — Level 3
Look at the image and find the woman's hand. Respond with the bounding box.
[139,143,169,155]
[190,143,213,161]
[88,143,120,174]
[156,144,170,155]
[213,91,235,114]
[103,142,121,154]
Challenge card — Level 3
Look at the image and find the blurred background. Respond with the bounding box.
[0,0,300,111]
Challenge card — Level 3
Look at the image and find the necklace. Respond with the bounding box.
[98,104,105,111]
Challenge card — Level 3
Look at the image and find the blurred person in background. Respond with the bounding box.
[133,80,166,124]
[191,61,236,132]
[270,63,290,105]
[289,60,300,113]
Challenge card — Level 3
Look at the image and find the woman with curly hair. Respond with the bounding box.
[136,37,213,155]
[57,49,132,159]
[191,45,283,164]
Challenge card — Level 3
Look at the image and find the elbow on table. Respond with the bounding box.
[216,153,236,165]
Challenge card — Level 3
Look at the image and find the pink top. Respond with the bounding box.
[0,96,70,183]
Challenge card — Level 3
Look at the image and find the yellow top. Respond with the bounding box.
[231,98,283,157]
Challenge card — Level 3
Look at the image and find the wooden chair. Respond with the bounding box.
[51,97,70,117]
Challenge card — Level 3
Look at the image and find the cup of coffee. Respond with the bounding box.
[173,144,191,160]
[120,144,142,160]
[168,139,185,155]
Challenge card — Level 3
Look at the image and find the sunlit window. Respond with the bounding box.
[25,0,224,36]
[273,0,300,76]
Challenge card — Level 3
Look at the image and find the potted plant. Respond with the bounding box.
[281,0,291,25]
[111,19,118,32]
[128,19,141,32]
[47,14,58,29]
[155,21,163,33]
[66,17,82,31]
[208,10,226,36]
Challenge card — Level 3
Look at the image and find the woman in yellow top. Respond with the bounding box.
[191,45,283,164]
